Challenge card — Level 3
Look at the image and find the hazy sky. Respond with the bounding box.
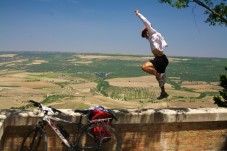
[1,0,227,58]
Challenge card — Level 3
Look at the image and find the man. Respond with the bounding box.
[134,9,169,99]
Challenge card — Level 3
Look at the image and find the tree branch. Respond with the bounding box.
[192,0,227,23]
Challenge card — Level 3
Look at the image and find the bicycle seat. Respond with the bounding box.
[74,109,90,115]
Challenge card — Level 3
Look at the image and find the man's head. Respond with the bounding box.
[141,28,149,39]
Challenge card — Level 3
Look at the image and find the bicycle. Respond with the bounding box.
[19,100,121,151]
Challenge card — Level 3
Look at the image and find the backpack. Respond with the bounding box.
[88,106,117,142]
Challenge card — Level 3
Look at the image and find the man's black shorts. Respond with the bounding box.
[150,55,169,73]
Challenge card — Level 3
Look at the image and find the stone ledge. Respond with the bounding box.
[115,107,227,124]
[1,107,227,140]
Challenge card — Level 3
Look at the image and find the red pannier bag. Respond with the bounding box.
[88,106,117,142]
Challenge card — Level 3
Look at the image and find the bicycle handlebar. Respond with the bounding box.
[28,100,62,114]
[29,100,41,108]
[74,109,90,115]
[28,100,117,121]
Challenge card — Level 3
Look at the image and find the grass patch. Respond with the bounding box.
[42,94,74,104]
[26,72,59,80]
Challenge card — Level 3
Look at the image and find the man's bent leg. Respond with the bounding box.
[142,61,168,99]
[141,62,158,76]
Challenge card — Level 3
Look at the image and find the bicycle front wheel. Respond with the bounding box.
[78,124,121,151]
[19,127,47,151]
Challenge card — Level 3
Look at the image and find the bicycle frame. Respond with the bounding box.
[23,100,120,151]
[41,114,76,148]
[41,115,114,149]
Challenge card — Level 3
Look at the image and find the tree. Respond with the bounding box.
[96,79,110,96]
[159,0,227,26]
[213,67,227,107]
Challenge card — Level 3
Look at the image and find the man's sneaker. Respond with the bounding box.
[157,92,169,100]
[158,73,165,87]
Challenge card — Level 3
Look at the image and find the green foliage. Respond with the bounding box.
[0,52,227,84]
[205,2,227,26]
[159,0,199,8]
[96,80,157,101]
[214,96,227,107]
[213,67,227,107]
[1,52,227,83]
[11,94,74,109]
[96,80,111,96]
[197,92,207,99]
[167,57,226,82]
[42,95,73,104]
[159,0,227,26]
[167,78,182,90]
[55,82,70,88]
[27,72,58,79]
[11,104,32,110]
[102,86,157,101]
[2,51,225,107]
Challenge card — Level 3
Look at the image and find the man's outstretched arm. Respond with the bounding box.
[134,9,156,34]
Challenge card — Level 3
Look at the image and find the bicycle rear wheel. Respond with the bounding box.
[19,127,47,151]
[77,124,121,151]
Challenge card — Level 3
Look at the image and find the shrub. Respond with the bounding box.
[213,67,227,107]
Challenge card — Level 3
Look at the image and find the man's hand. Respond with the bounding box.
[134,9,139,15]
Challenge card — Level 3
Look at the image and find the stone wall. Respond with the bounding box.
[0,108,227,151]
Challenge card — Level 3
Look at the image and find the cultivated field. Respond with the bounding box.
[0,52,225,109]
